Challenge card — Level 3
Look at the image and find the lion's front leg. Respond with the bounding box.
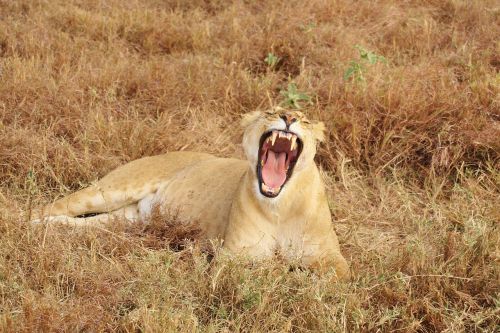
[223,223,276,259]
[300,228,351,281]
[306,249,351,281]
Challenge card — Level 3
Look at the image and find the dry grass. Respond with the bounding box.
[0,0,499,331]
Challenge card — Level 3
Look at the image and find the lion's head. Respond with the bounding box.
[241,108,325,198]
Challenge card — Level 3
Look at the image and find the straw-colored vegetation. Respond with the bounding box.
[0,0,498,331]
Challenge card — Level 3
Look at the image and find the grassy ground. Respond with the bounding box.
[0,0,499,331]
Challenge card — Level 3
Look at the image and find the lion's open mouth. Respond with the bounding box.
[257,130,303,198]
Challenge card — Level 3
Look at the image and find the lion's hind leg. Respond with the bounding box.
[36,185,112,219]
[34,180,156,221]
[32,203,140,227]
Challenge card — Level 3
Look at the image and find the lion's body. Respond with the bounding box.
[35,110,350,280]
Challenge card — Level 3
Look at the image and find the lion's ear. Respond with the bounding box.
[241,111,262,128]
[312,121,325,142]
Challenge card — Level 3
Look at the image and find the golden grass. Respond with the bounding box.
[0,0,499,331]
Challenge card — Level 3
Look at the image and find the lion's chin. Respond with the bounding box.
[256,130,303,198]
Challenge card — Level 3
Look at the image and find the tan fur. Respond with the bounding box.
[33,109,350,280]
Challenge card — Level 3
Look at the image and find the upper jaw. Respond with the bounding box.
[256,129,303,198]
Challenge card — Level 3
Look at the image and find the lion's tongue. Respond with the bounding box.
[262,150,287,188]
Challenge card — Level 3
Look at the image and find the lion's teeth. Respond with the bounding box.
[262,183,279,194]
[271,131,278,145]
[291,136,297,151]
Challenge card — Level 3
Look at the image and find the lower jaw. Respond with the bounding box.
[259,182,282,198]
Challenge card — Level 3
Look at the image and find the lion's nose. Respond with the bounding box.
[280,114,297,128]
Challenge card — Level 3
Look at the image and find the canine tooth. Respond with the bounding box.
[291,136,297,151]
[271,131,278,145]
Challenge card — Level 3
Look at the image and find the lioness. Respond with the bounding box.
[34,108,350,280]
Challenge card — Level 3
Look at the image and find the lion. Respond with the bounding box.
[33,108,350,280]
